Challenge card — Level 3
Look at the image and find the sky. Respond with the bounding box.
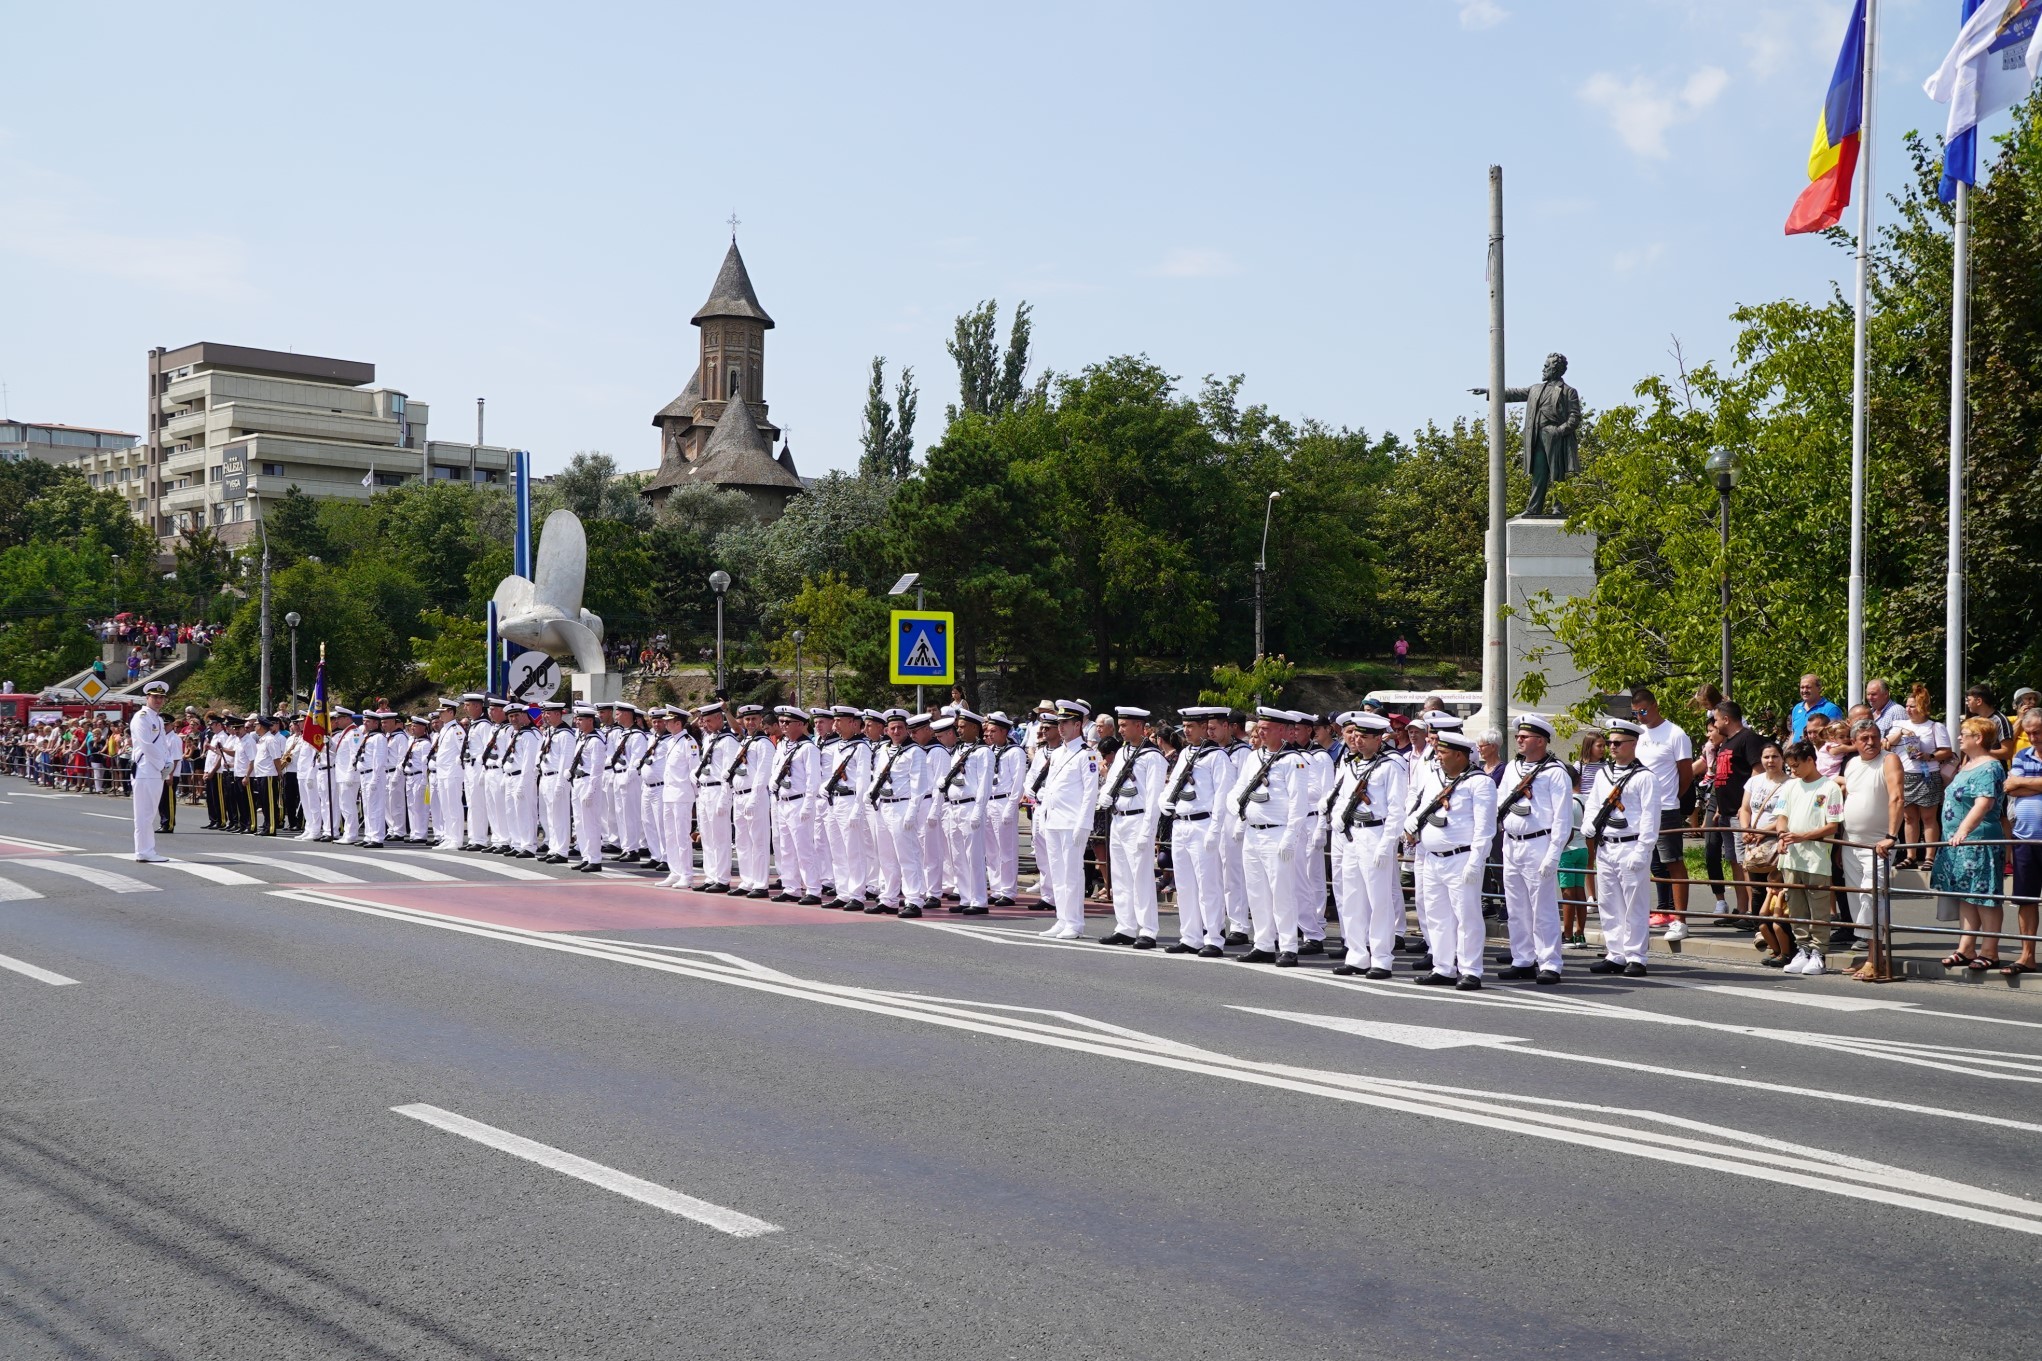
[0,0,2002,479]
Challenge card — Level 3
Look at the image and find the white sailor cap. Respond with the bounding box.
[1436,729,1479,753]
[696,699,726,715]
[1114,706,1151,720]
[736,703,764,716]
[332,706,356,718]
[776,705,809,721]
[141,680,169,695]
[882,707,908,721]
[461,692,486,703]
[407,713,431,725]
[644,705,667,718]
[1277,710,1308,724]
[484,694,509,707]
[930,715,957,732]
[1422,712,1464,731]
[573,704,599,718]
[437,697,459,709]
[1605,718,1645,738]
[615,702,641,715]
[1182,705,1227,719]
[1515,713,1557,741]
[954,708,984,725]
[1255,705,1288,721]
[985,710,1015,728]
[809,706,832,719]
[1060,698,1093,718]
[906,711,933,728]
[831,704,861,718]
[940,703,959,716]
[1350,712,1392,733]
[539,701,566,711]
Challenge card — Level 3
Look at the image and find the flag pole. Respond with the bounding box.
[1846,0,1877,706]
[1945,178,1968,728]
[1482,165,1509,734]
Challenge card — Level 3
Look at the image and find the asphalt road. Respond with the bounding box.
[3,779,2038,1360]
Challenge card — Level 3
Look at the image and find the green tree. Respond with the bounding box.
[0,540,110,687]
[554,451,652,528]
[0,460,74,553]
[411,607,488,692]
[263,485,332,567]
[196,560,413,704]
[1200,654,1296,711]
[945,299,1035,423]
[859,359,919,479]
[172,525,233,620]
[767,572,872,702]
[1369,419,1520,665]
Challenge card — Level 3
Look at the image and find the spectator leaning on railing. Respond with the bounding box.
[1838,718,1903,982]
[1771,739,1843,977]
[1886,684,1953,870]
[2003,707,2042,978]
[1934,716,2009,972]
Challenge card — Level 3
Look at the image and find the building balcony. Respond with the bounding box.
[162,408,208,441]
[160,484,209,513]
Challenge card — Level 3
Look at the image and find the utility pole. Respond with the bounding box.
[1481,165,1509,733]
[257,518,273,717]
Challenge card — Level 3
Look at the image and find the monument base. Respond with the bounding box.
[1506,516,1597,717]
[571,671,623,706]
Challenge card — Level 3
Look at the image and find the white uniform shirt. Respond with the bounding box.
[1404,763,1498,860]
[986,742,1024,812]
[1583,762,1663,854]
[868,740,921,810]
[937,741,992,822]
[1331,749,1408,851]
[128,707,175,778]
[1496,754,1575,864]
[661,729,703,799]
[1161,742,1224,821]
[770,734,820,802]
[1034,740,1100,834]
[819,736,871,811]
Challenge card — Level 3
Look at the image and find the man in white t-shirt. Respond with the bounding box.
[1631,687,1695,940]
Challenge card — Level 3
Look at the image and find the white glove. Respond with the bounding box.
[1278,839,1299,864]
[1369,849,1393,872]
[1228,819,1246,841]
[1460,860,1484,888]
[1538,856,1562,879]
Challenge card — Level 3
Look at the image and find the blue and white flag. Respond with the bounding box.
[1924,0,2042,201]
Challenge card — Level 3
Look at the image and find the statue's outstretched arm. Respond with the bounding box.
[1468,386,1531,403]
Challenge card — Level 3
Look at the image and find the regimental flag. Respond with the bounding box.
[1924,0,2042,203]
[302,645,329,749]
[1786,0,1870,235]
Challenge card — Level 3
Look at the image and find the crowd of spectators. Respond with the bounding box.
[1,708,212,801]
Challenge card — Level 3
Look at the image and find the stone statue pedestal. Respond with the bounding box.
[571,671,622,707]
[1506,517,1597,716]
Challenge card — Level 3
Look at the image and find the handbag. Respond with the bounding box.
[1742,832,1781,873]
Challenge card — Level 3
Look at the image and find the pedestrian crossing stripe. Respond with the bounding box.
[888,610,954,685]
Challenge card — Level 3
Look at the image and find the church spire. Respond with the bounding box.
[692,240,774,328]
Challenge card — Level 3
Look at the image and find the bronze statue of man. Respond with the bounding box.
[1471,352,1582,518]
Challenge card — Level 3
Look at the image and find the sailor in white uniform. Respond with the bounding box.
[127,680,177,861]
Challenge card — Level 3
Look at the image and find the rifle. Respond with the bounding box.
[1233,751,1278,819]
[867,744,905,807]
[1163,745,1208,810]
[1586,764,1646,841]
[1496,756,1559,819]
[1338,753,1391,839]
[1408,770,1476,837]
[824,739,863,795]
[939,743,977,796]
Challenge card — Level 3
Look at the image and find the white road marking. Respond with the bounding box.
[91,854,263,887]
[276,889,2042,1238]
[1656,981,1918,1013]
[0,876,44,902]
[0,951,77,985]
[391,1104,781,1238]
[0,833,85,852]
[377,847,551,881]
[81,812,130,821]
[13,859,156,894]
[297,850,456,882]
[1232,1008,1527,1051]
[210,851,364,884]
[8,792,79,800]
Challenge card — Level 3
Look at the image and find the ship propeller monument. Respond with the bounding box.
[492,508,618,703]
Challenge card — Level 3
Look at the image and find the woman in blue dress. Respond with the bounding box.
[1933,716,2008,970]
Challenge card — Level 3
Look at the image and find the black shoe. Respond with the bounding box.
[798,895,822,906]
[1496,964,1539,981]
[899,904,923,918]
[1098,932,1134,946]
[990,896,1015,908]
[747,888,769,899]
[577,862,602,873]
[1408,954,1434,972]
[1225,931,1252,947]
[1164,942,1194,954]
[1031,900,1055,911]
[699,882,727,894]
[1494,951,1515,966]
[514,850,536,859]
[1197,945,1226,959]
[602,844,621,855]
[623,850,644,862]
[1131,936,1157,951]
[1414,972,1456,987]
[946,902,966,914]
[1623,962,1649,977]
[1364,967,1393,981]
[961,905,989,916]
[1393,935,1408,953]
[1456,975,1483,991]
[863,902,887,914]
[771,892,798,903]
[1298,939,1325,956]
[1237,949,1277,964]
[1274,951,1299,968]
[1535,969,1562,985]
[362,841,384,849]
[543,854,569,864]
[1332,964,1360,976]
[1588,958,1624,974]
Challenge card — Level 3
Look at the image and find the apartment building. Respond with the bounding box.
[1,421,138,466]
[140,342,513,547]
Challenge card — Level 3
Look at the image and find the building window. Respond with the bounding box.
[389,394,406,415]
[208,466,221,482]
[261,462,284,477]
[433,465,460,480]
[472,468,500,484]
[727,367,741,398]
[373,471,406,487]
[232,503,245,522]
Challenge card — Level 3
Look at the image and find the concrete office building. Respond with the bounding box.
[1,421,138,466]
[143,342,514,547]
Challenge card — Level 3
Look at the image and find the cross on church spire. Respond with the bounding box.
[727,210,741,241]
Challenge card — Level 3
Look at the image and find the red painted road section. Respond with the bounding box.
[316,879,1103,933]
[0,840,61,857]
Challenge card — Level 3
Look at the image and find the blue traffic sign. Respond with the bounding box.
[889,610,954,685]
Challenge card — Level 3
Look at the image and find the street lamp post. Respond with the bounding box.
[887,572,923,710]
[1255,490,1281,661]
[285,611,302,705]
[1706,447,1741,700]
[257,517,272,717]
[791,629,805,707]
[709,570,731,694]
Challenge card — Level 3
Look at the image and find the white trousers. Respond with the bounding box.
[1038,824,1087,935]
[487,771,512,847]
[943,808,987,907]
[662,795,696,885]
[1597,848,1653,964]
[337,778,363,843]
[503,780,537,853]
[1218,818,1250,933]
[734,797,770,890]
[384,770,407,837]
[430,769,459,843]
[1333,831,1402,969]
[131,769,162,858]
[1240,831,1299,953]
[773,797,819,896]
[919,802,947,893]
[1170,816,1223,948]
[875,804,924,907]
[404,775,429,841]
[1415,848,1484,977]
[570,776,603,866]
[641,785,666,863]
[362,775,387,843]
[1298,815,1328,940]
[987,802,1019,899]
[616,775,644,852]
[1502,836,1563,971]
[699,796,734,885]
[825,802,870,902]
[464,768,488,845]
[1106,819,1159,938]
[301,768,331,839]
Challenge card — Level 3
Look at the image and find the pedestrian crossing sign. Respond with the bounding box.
[888,610,954,685]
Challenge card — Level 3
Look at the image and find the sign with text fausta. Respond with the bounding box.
[888,610,954,685]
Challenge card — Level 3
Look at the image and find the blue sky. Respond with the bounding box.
[0,0,1996,478]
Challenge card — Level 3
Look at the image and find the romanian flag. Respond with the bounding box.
[302,646,329,750]
[1785,0,1868,235]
